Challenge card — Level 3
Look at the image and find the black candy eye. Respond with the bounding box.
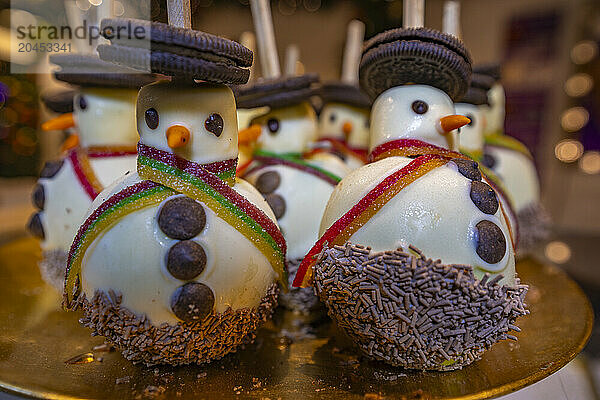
[411,100,428,114]
[145,108,159,130]
[329,113,336,123]
[78,96,87,111]
[267,118,279,134]
[205,113,224,137]
[466,114,475,126]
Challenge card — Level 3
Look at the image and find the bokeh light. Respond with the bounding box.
[564,73,593,97]
[114,1,125,16]
[560,107,589,132]
[571,40,598,65]
[89,0,103,6]
[545,241,572,264]
[555,139,584,163]
[579,151,600,174]
[75,0,91,11]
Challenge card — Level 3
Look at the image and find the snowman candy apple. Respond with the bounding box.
[63,18,286,366]
[294,27,528,371]
[237,76,350,313]
[316,20,371,170]
[476,63,550,253]
[28,54,155,290]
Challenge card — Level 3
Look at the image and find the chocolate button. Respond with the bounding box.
[40,160,64,178]
[451,158,481,181]
[27,212,44,239]
[32,184,45,210]
[255,171,281,194]
[264,193,286,219]
[482,153,496,169]
[167,240,207,280]
[158,197,206,240]
[170,282,214,322]
[475,220,506,264]
[470,181,499,215]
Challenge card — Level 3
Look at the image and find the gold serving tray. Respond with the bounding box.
[0,238,592,399]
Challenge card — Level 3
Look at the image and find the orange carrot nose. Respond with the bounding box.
[41,113,75,131]
[439,115,471,134]
[238,124,262,145]
[166,125,191,149]
[342,121,353,137]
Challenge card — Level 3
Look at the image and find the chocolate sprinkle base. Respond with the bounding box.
[517,202,551,255]
[73,284,278,366]
[313,242,528,371]
[39,250,67,291]
[279,258,321,314]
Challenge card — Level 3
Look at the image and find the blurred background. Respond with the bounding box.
[0,0,599,398]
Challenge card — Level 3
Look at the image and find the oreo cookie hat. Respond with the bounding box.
[459,73,495,105]
[234,73,319,109]
[49,54,157,89]
[98,18,252,84]
[40,89,75,114]
[359,27,472,102]
[474,63,501,82]
[319,81,370,109]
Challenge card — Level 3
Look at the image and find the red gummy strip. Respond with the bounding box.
[316,137,368,162]
[69,150,100,199]
[368,139,466,162]
[293,154,442,287]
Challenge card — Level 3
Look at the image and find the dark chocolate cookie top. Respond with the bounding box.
[40,89,76,113]
[49,54,158,89]
[98,18,252,84]
[458,73,494,105]
[233,74,319,109]
[359,27,472,101]
[473,63,501,82]
[319,82,371,109]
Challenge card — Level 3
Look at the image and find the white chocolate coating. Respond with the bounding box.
[82,172,278,325]
[80,81,280,325]
[38,87,139,254]
[137,81,239,164]
[455,103,484,154]
[237,106,270,131]
[320,156,516,285]
[251,102,317,154]
[318,103,370,169]
[318,103,370,148]
[485,146,540,212]
[245,152,349,260]
[74,87,139,148]
[370,85,459,152]
[484,83,505,136]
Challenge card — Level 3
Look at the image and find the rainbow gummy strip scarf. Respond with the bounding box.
[293,139,515,288]
[64,145,287,308]
[243,150,342,186]
[485,134,532,159]
[69,146,138,200]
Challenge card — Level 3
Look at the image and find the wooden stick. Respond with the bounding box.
[341,19,365,85]
[250,0,281,79]
[443,1,461,39]
[167,0,192,29]
[240,31,258,82]
[284,44,300,76]
[403,0,425,28]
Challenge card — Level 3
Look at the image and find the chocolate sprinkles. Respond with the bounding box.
[74,284,278,366]
[313,242,528,371]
